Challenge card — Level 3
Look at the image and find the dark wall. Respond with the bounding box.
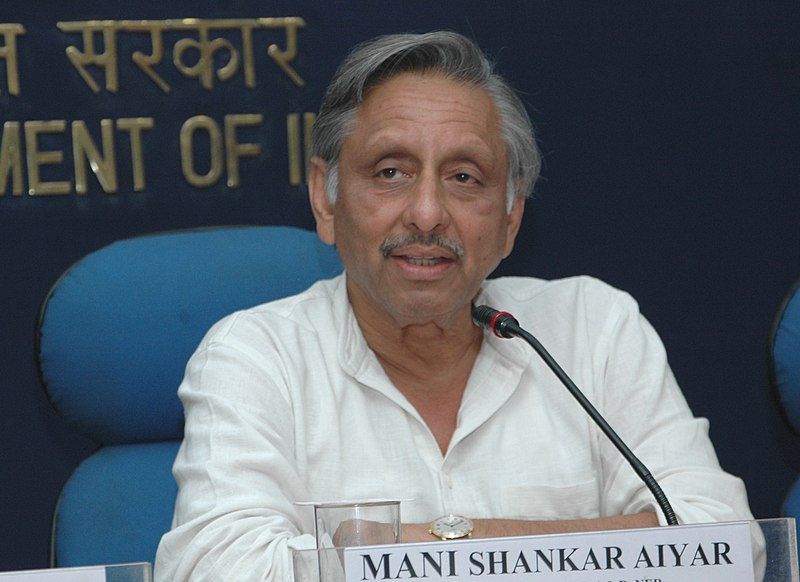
[2,0,799,571]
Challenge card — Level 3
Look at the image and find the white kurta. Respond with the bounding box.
[155,274,753,581]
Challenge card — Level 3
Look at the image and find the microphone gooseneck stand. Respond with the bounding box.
[472,304,678,527]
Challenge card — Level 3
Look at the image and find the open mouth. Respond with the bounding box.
[380,233,464,261]
[400,255,450,267]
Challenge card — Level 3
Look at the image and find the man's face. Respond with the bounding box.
[310,72,524,329]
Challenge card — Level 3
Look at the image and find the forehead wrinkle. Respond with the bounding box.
[367,87,499,136]
[355,105,503,165]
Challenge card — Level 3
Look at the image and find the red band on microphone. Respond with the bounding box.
[490,311,515,338]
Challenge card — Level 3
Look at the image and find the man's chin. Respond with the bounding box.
[387,298,472,328]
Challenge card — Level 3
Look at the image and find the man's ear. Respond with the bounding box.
[308,156,335,245]
[502,194,526,259]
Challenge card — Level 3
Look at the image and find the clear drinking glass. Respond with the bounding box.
[313,500,401,548]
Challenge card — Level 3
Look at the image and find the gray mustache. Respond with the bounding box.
[380,233,465,259]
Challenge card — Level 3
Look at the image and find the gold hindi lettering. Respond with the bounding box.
[57,21,119,94]
[56,18,306,94]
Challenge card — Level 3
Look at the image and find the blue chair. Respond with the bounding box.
[769,277,800,523]
[35,225,342,567]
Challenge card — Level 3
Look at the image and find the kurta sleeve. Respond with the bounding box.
[588,286,753,526]
[155,312,316,582]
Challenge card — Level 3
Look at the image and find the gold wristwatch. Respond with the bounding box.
[429,514,474,540]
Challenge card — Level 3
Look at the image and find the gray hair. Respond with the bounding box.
[310,31,541,210]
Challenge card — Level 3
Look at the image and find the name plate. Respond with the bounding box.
[0,568,105,582]
[343,521,755,581]
[0,563,151,582]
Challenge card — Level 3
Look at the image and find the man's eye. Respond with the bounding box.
[454,172,477,184]
[379,168,403,180]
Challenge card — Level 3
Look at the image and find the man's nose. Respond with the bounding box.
[402,172,450,232]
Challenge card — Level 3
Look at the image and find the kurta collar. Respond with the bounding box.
[333,274,533,454]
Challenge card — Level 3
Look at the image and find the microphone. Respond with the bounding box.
[472,304,678,526]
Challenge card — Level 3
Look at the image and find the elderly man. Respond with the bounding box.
[155,31,754,580]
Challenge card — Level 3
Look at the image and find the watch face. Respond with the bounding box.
[432,514,473,539]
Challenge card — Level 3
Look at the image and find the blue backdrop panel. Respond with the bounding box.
[1,0,799,571]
